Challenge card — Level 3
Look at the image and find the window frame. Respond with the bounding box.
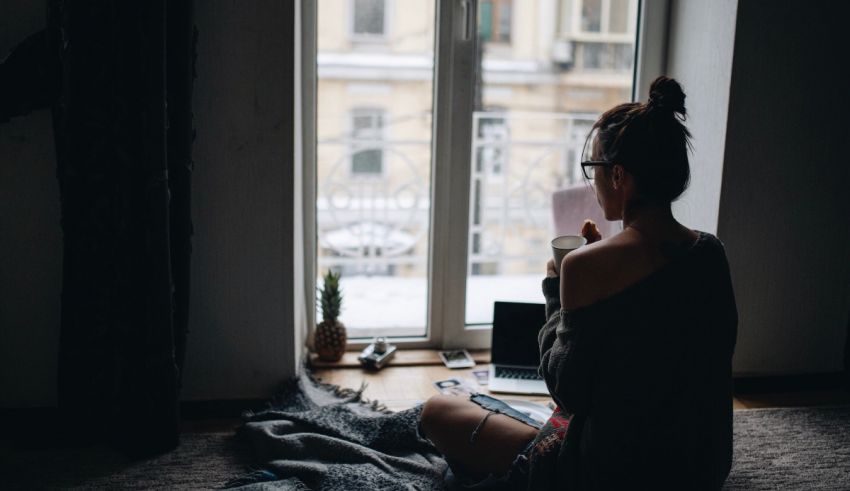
[428,0,482,349]
[302,0,667,351]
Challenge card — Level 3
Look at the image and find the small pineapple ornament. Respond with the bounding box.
[314,269,347,362]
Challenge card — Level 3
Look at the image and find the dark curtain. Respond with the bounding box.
[1,1,195,456]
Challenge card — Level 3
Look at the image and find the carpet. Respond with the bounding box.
[3,383,850,489]
[0,430,253,489]
[723,405,850,490]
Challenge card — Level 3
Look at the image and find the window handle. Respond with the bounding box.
[460,0,474,41]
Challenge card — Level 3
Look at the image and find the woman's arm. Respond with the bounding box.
[538,275,596,415]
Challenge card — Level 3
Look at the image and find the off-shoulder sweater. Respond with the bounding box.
[525,230,738,490]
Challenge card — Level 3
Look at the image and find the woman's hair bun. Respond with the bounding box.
[648,76,686,117]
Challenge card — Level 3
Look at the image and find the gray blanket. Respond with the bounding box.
[226,362,449,490]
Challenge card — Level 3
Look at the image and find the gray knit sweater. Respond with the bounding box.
[526,230,738,490]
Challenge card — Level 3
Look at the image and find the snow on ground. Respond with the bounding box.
[327,274,547,334]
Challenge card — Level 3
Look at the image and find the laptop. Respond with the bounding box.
[488,301,550,395]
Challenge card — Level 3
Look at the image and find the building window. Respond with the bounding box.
[566,0,635,36]
[575,41,633,70]
[476,116,508,175]
[479,0,512,43]
[581,42,604,69]
[350,109,385,176]
[580,0,602,32]
[608,0,630,33]
[557,0,636,72]
[352,0,386,38]
[612,42,633,70]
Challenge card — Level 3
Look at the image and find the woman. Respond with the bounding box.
[417,76,738,490]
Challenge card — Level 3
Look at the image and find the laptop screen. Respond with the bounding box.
[491,301,547,367]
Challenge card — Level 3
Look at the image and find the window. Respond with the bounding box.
[608,0,630,33]
[558,0,637,72]
[318,2,433,340]
[352,0,386,38]
[572,0,634,36]
[313,0,644,348]
[479,0,512,43]
[582,41,604,68]
[581,0,602,32]
[476,116,508,176]
[575,41,634,70]
[350,109,385,176]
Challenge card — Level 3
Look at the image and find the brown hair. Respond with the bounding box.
[590,76,693,205]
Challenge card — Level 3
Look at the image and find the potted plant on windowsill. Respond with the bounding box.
[314,269,346,362]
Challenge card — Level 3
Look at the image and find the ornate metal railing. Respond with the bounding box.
[317,112,598,278]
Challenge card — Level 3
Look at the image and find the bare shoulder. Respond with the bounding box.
[559,226,701,310]
[559,234,636,310]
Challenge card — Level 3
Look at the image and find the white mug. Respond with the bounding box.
[551,235,587,269]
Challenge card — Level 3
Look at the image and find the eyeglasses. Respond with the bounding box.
[580,160,615,180]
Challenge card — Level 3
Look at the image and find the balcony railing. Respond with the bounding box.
[316,111,599,331]
[317,111,599,271]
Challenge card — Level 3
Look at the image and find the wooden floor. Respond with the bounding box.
[310,350,850,413]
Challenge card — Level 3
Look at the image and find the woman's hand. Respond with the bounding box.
[546,259,558,278]
[547,219,601,278]
[581,219,602,244]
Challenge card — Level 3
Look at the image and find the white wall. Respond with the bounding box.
[665,0,849,376]
[182,0,298,400]
[0,0,299,407]
[666,0,738,235]
[716,0,850,375]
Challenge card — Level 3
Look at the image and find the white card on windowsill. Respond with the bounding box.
[432,377,480,396]
[438,349,476,368]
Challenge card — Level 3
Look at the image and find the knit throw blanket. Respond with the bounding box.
[226,363,449,490]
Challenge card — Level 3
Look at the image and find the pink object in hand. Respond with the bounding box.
[551,184,619,239]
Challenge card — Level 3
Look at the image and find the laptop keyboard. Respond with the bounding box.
[495,366,544,380]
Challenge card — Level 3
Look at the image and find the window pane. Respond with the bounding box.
[497,1,512,42]
[581,0,602,32]
[352,149,383,174]
[479,1,493,42]
[353,0,385,36]
[318,1,435,338]
[581,42,605,69]
[466,0,637,325]
[613,43,633,70]
[480,0,512,43]
[609,0,630,34]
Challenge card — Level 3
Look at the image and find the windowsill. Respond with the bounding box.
[309,348,491,368]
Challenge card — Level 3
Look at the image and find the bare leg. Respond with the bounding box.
[419,394,539,481]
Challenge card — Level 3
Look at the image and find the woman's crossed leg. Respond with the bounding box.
[418,394,539,482]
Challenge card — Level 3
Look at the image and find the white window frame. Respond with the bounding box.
[633,0,668,101]
[301,0,668,351]
[428,0,481,349]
